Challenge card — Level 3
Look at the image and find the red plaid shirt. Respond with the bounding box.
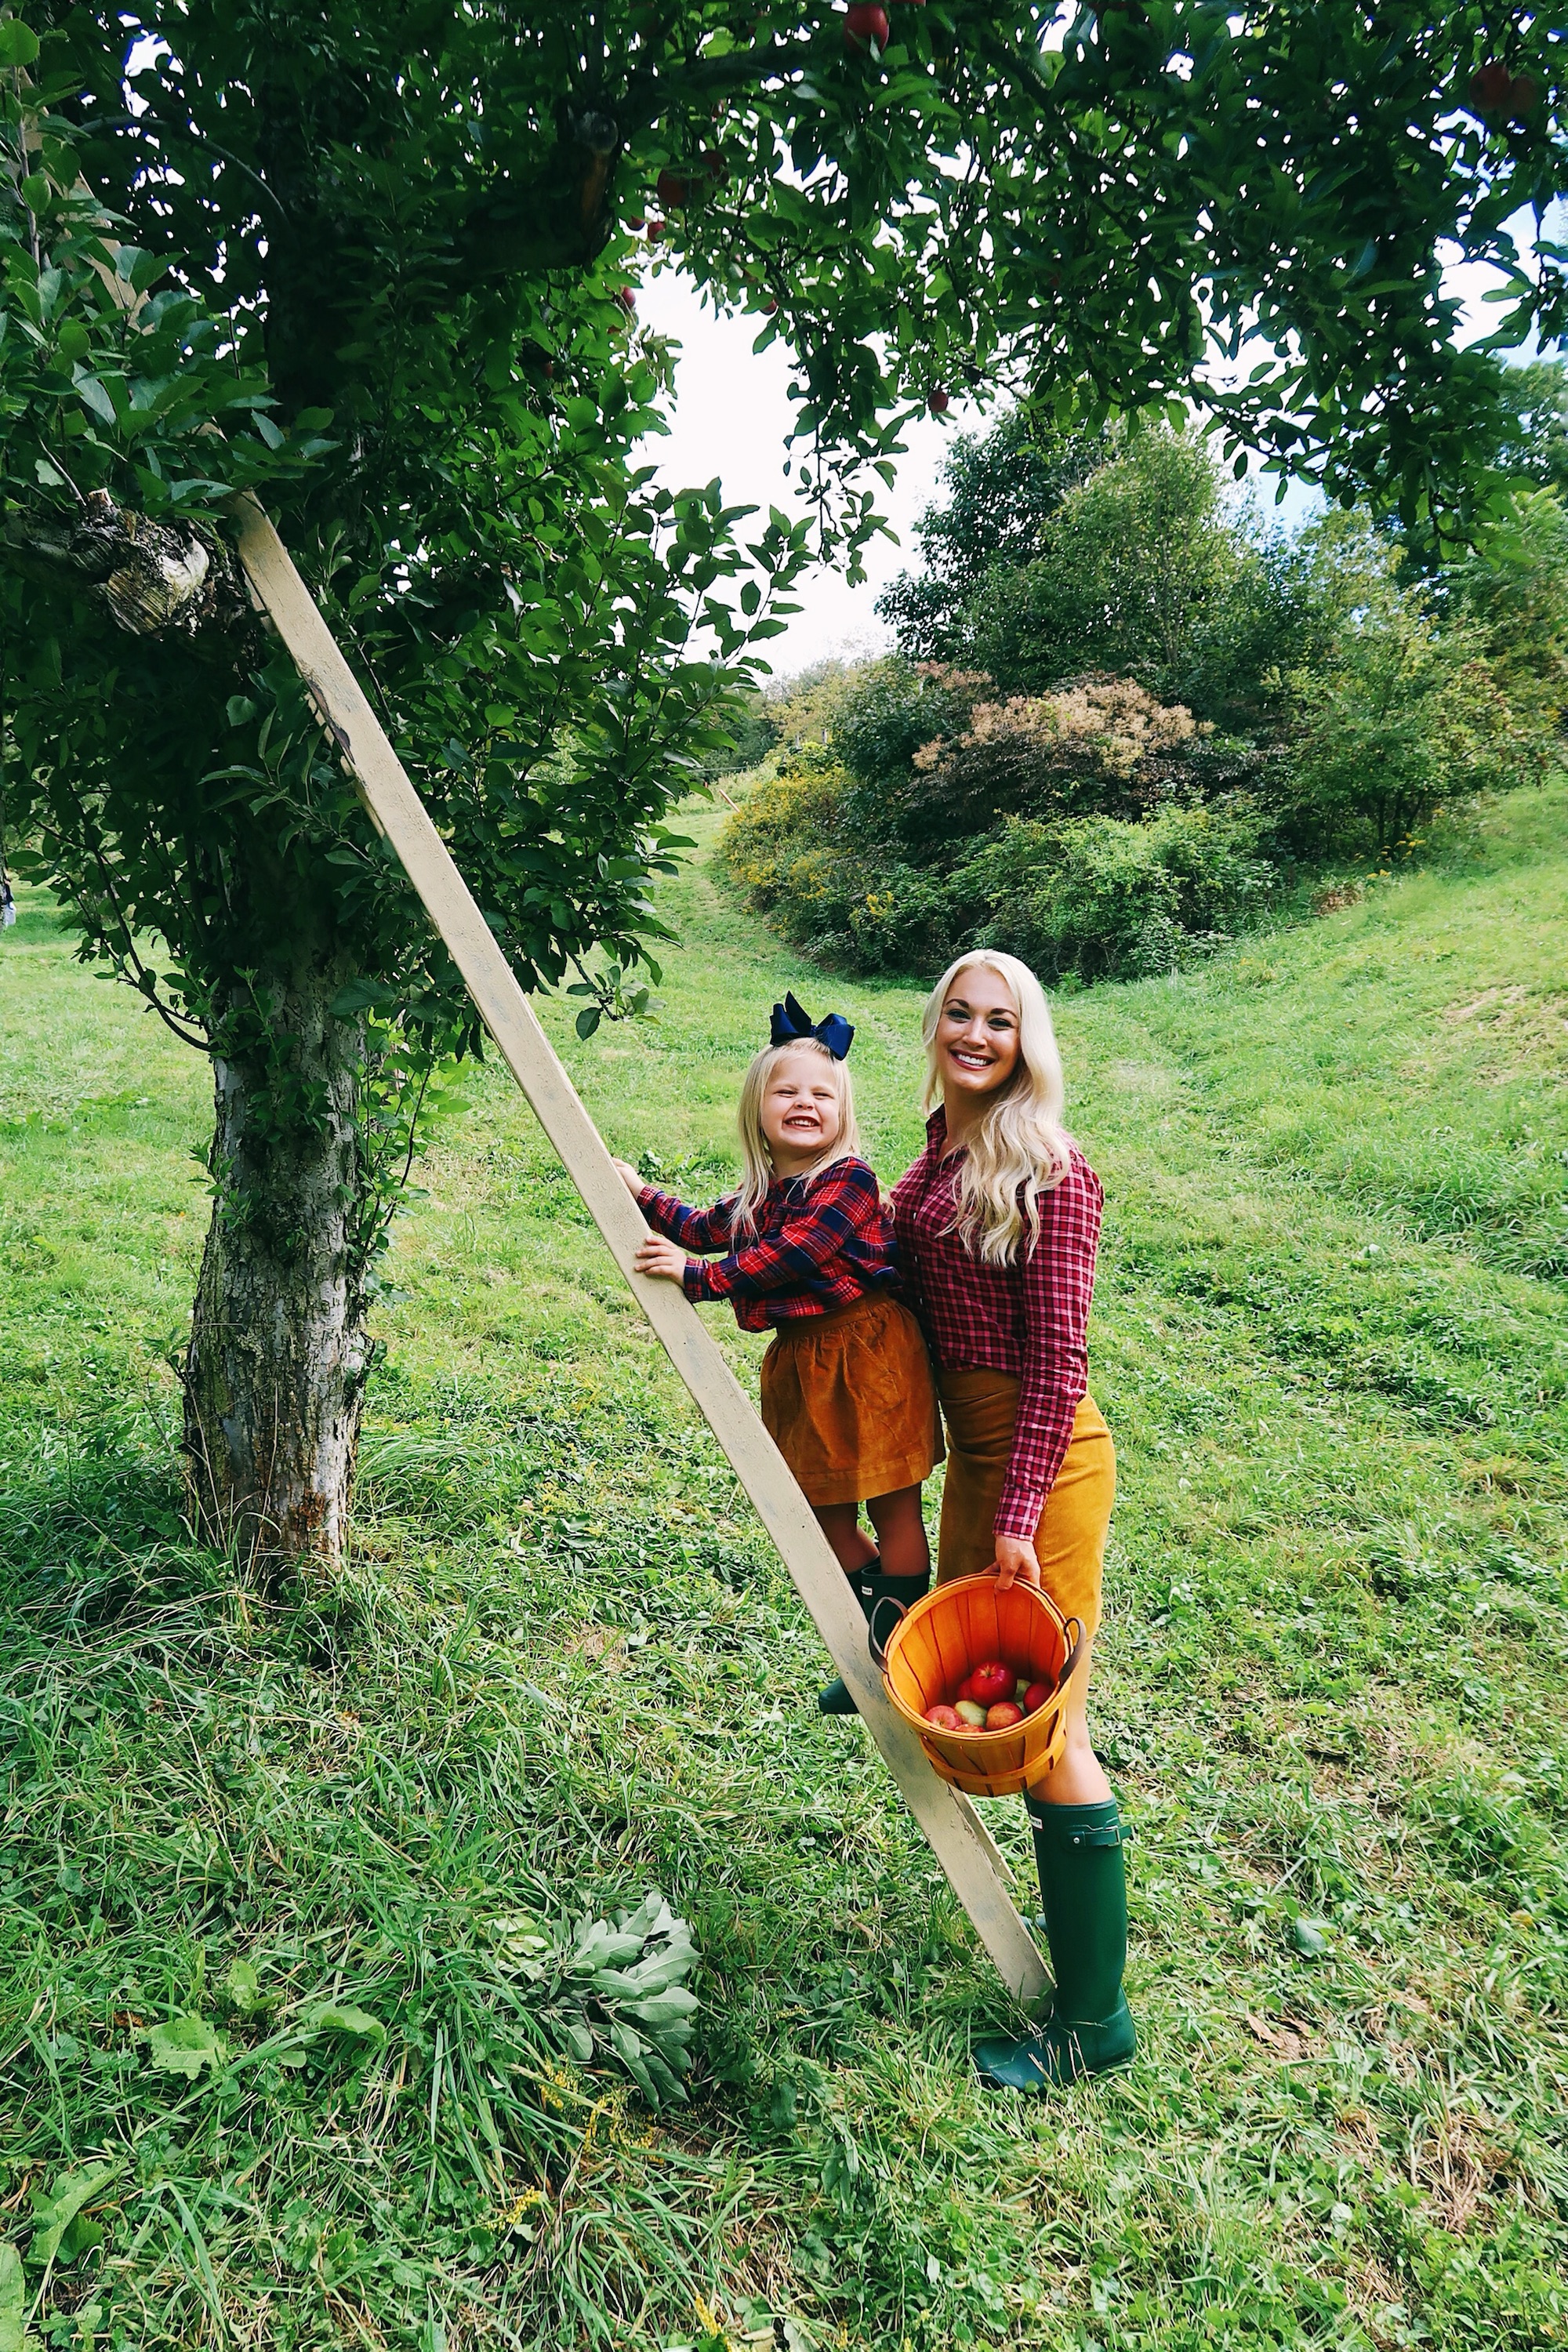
[891,1108,1102,1541]
[636,1156,898,1333]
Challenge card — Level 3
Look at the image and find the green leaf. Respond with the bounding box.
[225,695,257,728]
[1288,1916,1330,1958]
[223,1958,264,2014]
[27,2165,116,2270]
[575,1007,601,1039]
[328,978,393,1018]
[55,2217,103,2267]
[299,2002,385,2041]
[73,375,118,427]
[147,2016,224,2080]
[0,2241,27,2352]
[0,20,42,65]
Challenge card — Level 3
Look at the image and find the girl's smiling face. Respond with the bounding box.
[938,966,1022,1106]
[760,1047,844,1171]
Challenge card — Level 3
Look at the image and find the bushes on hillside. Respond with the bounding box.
[720,416,1563,985]
[717,662,1279,980]
[964,800,1279,980]
[1275,515,1554,852]
[717,742,1277,983]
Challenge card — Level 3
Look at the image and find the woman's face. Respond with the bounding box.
[936,966,1022,1105]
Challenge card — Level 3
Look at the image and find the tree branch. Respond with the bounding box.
[1,490,264,664]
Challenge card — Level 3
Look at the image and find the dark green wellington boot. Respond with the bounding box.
[817,1563,930,1715]
[974,1796,1135,2090]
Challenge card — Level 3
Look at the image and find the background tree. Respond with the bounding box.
[891,426,1319,729]
[2,2,1563,1566]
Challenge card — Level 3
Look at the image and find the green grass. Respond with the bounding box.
[2,782,1566,2352]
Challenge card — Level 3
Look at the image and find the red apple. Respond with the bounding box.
[647,219,666,241]
[1468,62,1513,114]
[925,1703,963,1730]
[1024,1679,1051,1715]
[655,168,695,209]
[1509,74,1539,118]
[954,1700,989,1729]
[614,286,637,314]
[844,3,890,51]
[985,1700,1024,1730]
[927,387,950,416]
[626,215,645,231]
[966,1661,1014,1707]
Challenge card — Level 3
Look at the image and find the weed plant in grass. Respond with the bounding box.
[2,788,1566,2350]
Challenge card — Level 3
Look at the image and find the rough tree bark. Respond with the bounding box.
[2,488,262,655]
[182,961,373,1573]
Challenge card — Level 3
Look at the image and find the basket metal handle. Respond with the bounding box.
[1052,1614,1085,1697]
[867,1591,908,1674]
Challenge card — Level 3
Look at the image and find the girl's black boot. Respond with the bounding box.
[817,1563,930,1716]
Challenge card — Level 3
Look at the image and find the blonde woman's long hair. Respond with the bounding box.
[733,1038,862,1237]
[921,950,1074,1265]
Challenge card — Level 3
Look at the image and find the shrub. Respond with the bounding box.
[1279,606,1545,855]
[1442,487,1568,739]
[714,750,846,918]
[908,673,1205,837]
[960,798,1278,980]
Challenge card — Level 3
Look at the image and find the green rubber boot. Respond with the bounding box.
[974,1796,1135,2090]
[817,1563,929,1716]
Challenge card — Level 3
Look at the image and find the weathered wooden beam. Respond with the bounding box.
[228,492,1050,2007]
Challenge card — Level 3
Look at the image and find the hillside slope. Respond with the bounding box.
[1,785,1564,2351]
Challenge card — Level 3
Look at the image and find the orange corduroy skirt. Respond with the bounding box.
[760,1292,942,1508]
[935,1373,1116,1638]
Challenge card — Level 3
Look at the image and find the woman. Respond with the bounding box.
[891,949,1133,2090]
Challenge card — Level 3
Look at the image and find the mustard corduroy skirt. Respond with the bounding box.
[760,1291,942,1508]
[935,1372,1115,1638]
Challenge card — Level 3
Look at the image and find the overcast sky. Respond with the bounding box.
[636,200,1565,679]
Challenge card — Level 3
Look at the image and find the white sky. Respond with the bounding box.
[636,269,964,673]
[637,198,1566,677]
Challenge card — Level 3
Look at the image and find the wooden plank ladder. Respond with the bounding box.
[229,494,1051,2008]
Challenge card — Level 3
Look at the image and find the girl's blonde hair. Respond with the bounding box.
[733,1038,861,1236]
[920,949,1073,1265]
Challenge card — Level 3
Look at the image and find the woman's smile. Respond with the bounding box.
[938,967,1023,1117]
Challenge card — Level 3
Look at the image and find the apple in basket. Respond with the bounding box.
[925,1703,963,1730]
[985,1700,1024,1730]
[954,1700,989,1730]
[1024,1680,1051,1714]
[957,1661,1014,1707]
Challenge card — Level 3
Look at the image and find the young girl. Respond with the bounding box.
[612,993,940,1711]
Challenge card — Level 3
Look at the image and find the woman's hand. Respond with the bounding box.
[993,1534,1042,1592]
[633,1233,690,1284]
[611,1156,645,1200]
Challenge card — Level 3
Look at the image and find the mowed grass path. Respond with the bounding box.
[1,786,1565,2351]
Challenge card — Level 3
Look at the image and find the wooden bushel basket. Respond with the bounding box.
[871,1572,1084,1799]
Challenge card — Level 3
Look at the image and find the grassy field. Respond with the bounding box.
[2,782,1566,2352]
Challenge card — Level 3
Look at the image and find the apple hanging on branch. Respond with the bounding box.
[844,4,890,53]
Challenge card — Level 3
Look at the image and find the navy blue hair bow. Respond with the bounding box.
[770,991,855,1061]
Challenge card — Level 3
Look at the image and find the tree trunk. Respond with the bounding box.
[183,963,372,1571]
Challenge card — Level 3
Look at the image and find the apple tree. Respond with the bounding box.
[1,0,1561,1566]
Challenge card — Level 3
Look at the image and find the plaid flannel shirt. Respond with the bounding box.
[636,1156,898,1333]
[890,1108,1102,1541]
